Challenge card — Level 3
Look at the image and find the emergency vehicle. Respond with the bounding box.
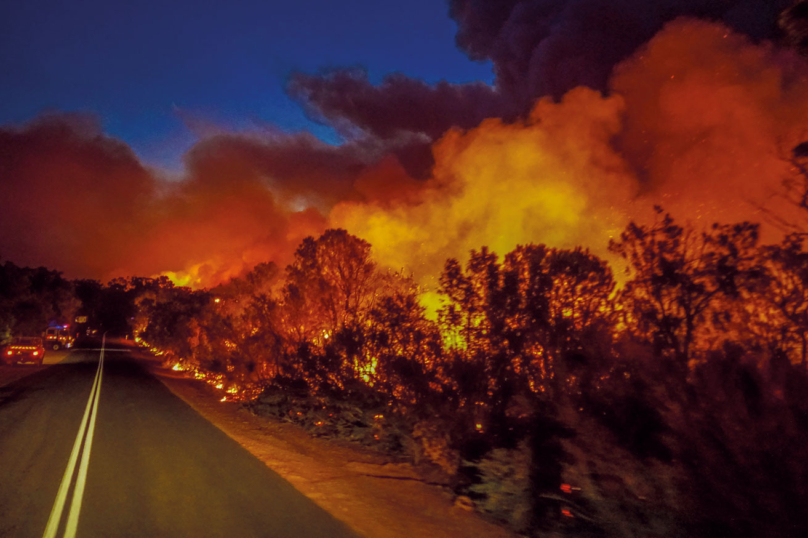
[43,326,74,350]
[2,337,45,366]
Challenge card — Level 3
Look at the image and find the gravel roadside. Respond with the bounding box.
[153,366,515,538]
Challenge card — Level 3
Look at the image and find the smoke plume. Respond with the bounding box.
[450,0,792,104]
[331,19,808,292]
[0,116,380,285]
[288,69,514,178]
[0,114,156,278]
[1,5,807,294]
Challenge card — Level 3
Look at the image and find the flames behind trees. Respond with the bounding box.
[131,211,808,536]
[2,19,808,290]
[333,19,808,296]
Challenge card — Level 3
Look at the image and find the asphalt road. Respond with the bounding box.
[0,346,359,538]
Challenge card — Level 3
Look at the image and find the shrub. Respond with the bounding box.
[465,442,532,533]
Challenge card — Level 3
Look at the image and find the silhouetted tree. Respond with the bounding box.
[609,209,760,371]
[438,244,617,446]
[758,234,808,364]
[141,286,208,363]
[0,262,78,337]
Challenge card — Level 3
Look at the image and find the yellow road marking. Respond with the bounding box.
[42,335,106,538]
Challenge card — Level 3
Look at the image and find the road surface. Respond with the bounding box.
[0,345,359,538]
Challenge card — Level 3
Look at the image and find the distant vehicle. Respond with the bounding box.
[2,337,46,366]
[43,327,74,350]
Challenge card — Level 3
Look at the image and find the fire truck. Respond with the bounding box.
[43,326,74,350]
[2,337,46,366]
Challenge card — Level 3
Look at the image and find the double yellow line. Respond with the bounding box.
[42,336,106,538]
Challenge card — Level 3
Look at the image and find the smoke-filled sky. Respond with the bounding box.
[2,0,808,290]
[0,0,492,169]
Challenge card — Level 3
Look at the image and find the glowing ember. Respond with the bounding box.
[355,356,378,385]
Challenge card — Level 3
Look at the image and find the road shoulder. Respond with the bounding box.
[0,350,72,388]
[154,368,514,538]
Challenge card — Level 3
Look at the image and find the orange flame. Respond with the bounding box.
[332,87,637,304]
[330,20,808,301]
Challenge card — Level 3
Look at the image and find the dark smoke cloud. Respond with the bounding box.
[288,68,510,140]
[288,0,793,180]
[780,0,808,56]
[450,0,793,104]
[288,68,514,177]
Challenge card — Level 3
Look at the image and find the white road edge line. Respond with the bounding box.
[42,335,106,538]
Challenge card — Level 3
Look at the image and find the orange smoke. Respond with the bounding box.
[2,20,807,294]
[125,131,371,286]
[331,87,638,294]
[331,20,808,295]
[614,18,808,236]
[0,120,360,287]
[0,114,156,278]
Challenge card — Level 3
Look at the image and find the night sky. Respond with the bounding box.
[0,0,493,170]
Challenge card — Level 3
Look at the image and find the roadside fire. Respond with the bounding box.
[94,12,808,538]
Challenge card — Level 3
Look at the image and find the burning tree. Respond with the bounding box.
[126,214,808,538]
[281,229,386,390]
[754,235,808,364]
[609,208,762,372]
[437,244,616,448]
[364,284,444,406]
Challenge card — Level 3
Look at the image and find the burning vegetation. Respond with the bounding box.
[3,1,808,536]
[4,188,808,535]
[95,194,808,536]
